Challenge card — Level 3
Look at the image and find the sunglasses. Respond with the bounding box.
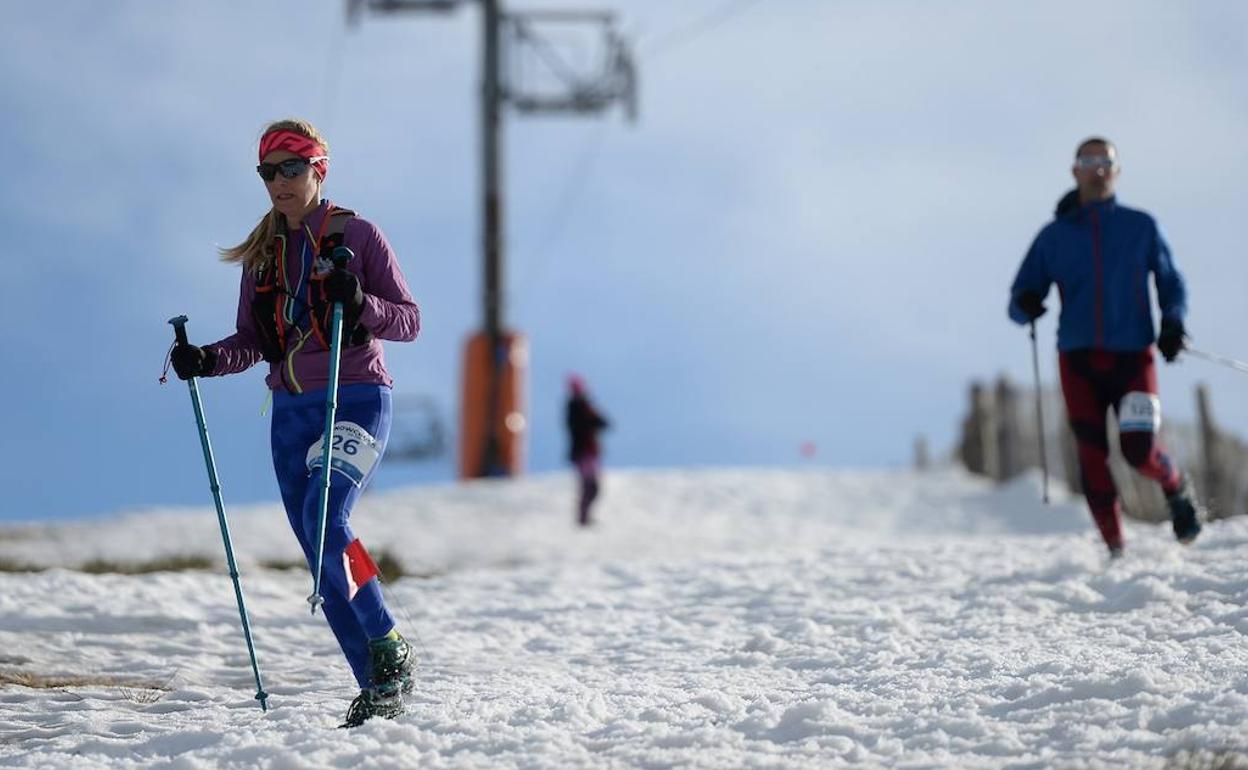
[256,156,327,181]
[1074,156,1116,170]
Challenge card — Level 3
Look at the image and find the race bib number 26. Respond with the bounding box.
[306,421,381,486]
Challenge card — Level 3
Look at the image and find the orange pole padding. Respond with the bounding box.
[459,330,528,479]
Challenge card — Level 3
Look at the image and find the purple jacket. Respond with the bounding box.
[207,200,420,393]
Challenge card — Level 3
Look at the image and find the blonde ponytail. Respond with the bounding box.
[219,210,278,268]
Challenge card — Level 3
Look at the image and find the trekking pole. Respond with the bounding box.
[1184,346,1248,375]
[1029,320,1050,504]
[167,315,269,712]
[308,247,355,615]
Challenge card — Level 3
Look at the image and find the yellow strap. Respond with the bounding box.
[285,329,311,395]
[260,388,274,417]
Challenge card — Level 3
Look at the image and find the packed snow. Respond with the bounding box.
[1,467,1246,769]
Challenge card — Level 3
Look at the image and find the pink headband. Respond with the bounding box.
[258,129,329,180]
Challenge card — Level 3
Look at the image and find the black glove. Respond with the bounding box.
[323,269,365,314]
[1157,318,1186,363]
[1015,290,1047,321]
[170,343,217,380]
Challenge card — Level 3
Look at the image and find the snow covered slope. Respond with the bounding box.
[1,468,1245,768]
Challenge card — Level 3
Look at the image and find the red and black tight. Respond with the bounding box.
[576,456,601,526]
[1059,348,1181,550]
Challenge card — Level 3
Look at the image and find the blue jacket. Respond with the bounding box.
[1008,194,1187,352]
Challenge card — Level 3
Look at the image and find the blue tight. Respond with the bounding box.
[271,383,395,687]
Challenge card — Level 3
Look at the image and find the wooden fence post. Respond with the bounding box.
[959,381,992,477]
[995,376,1022,481]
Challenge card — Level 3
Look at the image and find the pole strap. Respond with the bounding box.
[159,341,175,384]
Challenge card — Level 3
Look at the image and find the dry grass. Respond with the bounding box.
[78,556,216,575]
[1,668,176,706]
[0,555,217,575]
[258,557,307,572]
[261,549,437,582]
[0,549,440,581]
[374,550,407,583]
[0,669,171,691]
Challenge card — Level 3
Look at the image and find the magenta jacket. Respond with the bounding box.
[207,200,420,393]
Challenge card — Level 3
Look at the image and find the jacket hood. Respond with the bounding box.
[1054,190,1118,220]
[1054,188,1080,219]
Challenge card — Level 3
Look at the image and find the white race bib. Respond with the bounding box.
[306,421,381,486]
[1119,391,1161,433]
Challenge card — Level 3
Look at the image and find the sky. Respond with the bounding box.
[3,467,1248,765]
[2,1,1248,522]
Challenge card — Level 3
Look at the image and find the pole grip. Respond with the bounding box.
[330,246,355,270]
[169,315,190,346]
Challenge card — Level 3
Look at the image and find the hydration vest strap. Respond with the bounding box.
[308,206,354,350]
[254,205,359,359]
